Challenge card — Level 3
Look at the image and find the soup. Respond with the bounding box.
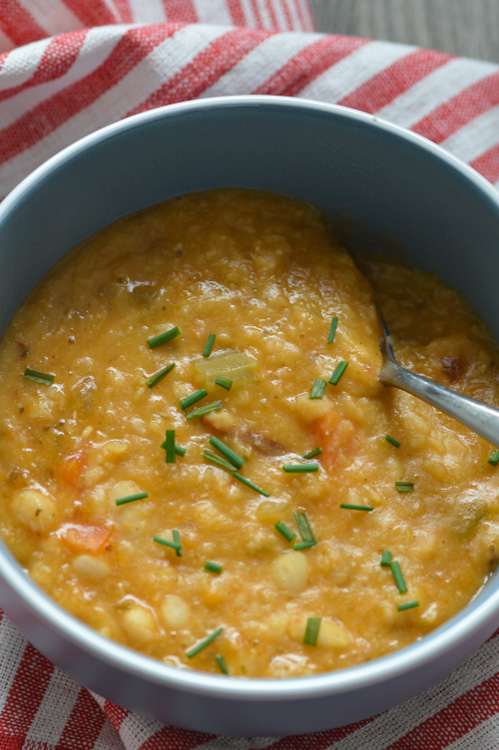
[0,189,498,677]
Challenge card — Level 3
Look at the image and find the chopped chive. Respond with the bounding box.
[172,529,182,557]
[186,627,223,659]
[395,481,414,493]
[147,326,181,349]
[23,367,55,385]
[329,361,349,386]
[397,601,419,612]
[385,435,401,448]
[146,362,175,388]
[488,450,499,466]
[380,550,392,567]
[283,464,319,473]
[185,401,223,421]
[179,388,207,411]
[303,616,322,646]
[340,503,373,511]
[302,447,322,460]
[391,561,407,594]
[160,440,186,456]
[115,491,149,506]
[204,561,223,574]
[310,379,326,400]
[293,540,317,550]
[153,533,182,557]
[215,376,232,391]
[274,521,296,543]
[215,654,229,674]
[202,450,237,472]
[203,333,216,358]
[165,430,176,464]
[209,436,244,470]
[294,512,316,544]
[328,315,338,344]
[233,472,270,497]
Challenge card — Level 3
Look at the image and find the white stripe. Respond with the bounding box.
[93,716,125,750]
[23,670,80,745]
[118,711,164,750]
[284,0,301,32]
[267,0,288,31]
[321,634,499,750]
[239,0,257,28]
[378,57,498,128]
[299,40,416,104]
[0,24,225,197]
[193,0,233,25]
[0,617,29,714]
[441,104,499,164]
[446,714,499,750]
[127,0,167,23]
[0,26,129,129]
[101,0,121,20]
[254,0,272,29]
[0,36,51,92]
[200,31,318,97]
[297,0,315,31]
[17,0,85,36]
[494,177,499,191]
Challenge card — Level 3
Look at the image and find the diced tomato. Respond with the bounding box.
[313,412,357,470]
[58,450,86,487]
[58,523,111,552]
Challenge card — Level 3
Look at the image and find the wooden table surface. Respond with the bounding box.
[309,0,498,63]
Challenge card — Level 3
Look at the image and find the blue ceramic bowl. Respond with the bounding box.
[0,96,498,736]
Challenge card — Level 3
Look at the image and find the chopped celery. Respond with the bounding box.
[194,351,256,387]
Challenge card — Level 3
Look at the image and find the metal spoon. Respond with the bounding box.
[378,313,499,446]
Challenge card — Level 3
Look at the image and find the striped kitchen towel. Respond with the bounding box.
[0,1,498,749]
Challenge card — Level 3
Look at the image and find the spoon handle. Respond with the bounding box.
[380,360,499,447]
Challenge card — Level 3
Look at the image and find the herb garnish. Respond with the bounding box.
[185,401,223,420]
[203,333,216,358]
[186,627,223,659]
[146,363,175,388]
[329,361,348,386]
[274,521,296,542]
[209,436,244,470]
[328,315,338,344]
[179,388,207,411]
[385,435,401,448]
[147,326,181,349]
[23,368,55,385]
[310,379,326,400]
[115,491,149,506]
[303,616,322,646]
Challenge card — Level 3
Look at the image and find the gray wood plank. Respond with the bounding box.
[309,0,498,62]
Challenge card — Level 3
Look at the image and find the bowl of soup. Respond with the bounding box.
[0,96,498,736]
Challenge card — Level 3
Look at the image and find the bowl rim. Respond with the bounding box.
[0,94,499,702]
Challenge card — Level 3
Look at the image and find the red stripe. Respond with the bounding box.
[54,688,105,749]
[296,0,316,31]
[338,48,452,113]
[271,715,376,749]
[470,142,499,185]
[0,30,87,104]
[126,27,272,116]
[249,0,264,28]
[292,0,311,31]
[226,0,247,27]
[140,725,215,750]
[253,34,368,97]
[385,669,499,749]
[102,699,130,730]
[0,643,54,741]
[0,0,47,47]
[279,0,294,30]
[163,0,198,23]
[0,24,181,167]
[111,0,134,23]
[60,0,117,26]
[411,71,499,144]
[264,0,279,29]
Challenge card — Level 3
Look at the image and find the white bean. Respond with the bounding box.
[271,550,308,593]
[11,488,57,533]
[121,605,157,644]
[160,594,191,629]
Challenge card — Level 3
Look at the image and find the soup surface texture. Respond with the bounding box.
[0,189,498,677]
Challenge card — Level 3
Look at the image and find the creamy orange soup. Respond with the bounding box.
[0,189,498,677]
